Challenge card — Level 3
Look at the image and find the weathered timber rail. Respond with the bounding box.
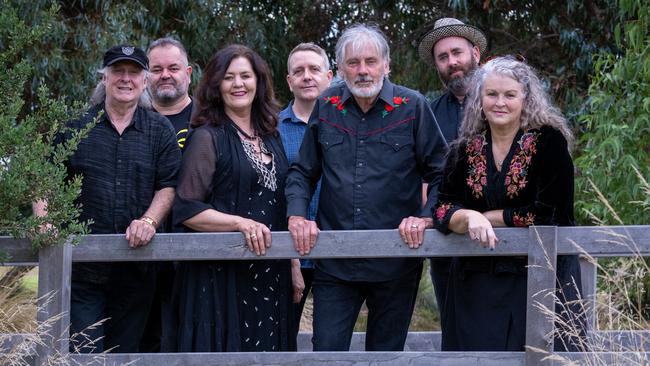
[1,225,649,365]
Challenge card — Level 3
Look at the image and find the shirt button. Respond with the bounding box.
[357,184,361,188]
[356,208,361,213]
[361,118,365,121]
[118,159,122,163]
[358,162,363,167]
[360,140,365,144]
[116,181,121,186]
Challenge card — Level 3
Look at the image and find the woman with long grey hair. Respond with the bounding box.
[433,56,584,351]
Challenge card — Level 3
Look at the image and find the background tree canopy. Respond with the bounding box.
[3,0,649,227]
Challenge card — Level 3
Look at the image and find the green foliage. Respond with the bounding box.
[446,0,620,127]
[574,0,650,225]
[11,0,449,107]
[0,0,89,250]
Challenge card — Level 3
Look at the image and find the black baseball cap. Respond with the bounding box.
[103,44,149,70]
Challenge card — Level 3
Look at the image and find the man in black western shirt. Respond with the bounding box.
[285,24,447,351]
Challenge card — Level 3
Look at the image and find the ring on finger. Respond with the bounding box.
[250,233,257,239]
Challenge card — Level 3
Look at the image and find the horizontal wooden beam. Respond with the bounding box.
[6,331,650,354]
[1,225,649,264]
[71,351,525,366]
[0,238,38,264]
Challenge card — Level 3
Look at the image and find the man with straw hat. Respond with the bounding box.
[418,17,487,334]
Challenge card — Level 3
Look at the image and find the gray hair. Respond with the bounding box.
[460,56,573,149]
[147,37,190,65]
[89,66,152,108]
[335,24,390,78]
[287,42,331,73]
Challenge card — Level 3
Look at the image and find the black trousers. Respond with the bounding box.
[429,257,451,332]
[290,267,314,345]
[139,262,175,352]
[69,263,156,353]
[312,264,422,351]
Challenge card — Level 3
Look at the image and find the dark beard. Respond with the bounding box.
[439,57,478,95]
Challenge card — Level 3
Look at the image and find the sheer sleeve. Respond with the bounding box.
[433,145,466,234]
[172,126,219,226]
[503,128,574,227]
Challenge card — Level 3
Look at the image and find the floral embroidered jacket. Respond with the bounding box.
[434,125,575,236]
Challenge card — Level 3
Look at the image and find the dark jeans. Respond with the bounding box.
[429,257,451,332]
[312,264,422,351]
[69,263,156,353]
[290,267,314,344]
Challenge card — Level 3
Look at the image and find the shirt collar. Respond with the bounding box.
[341,77,394,108]
[446,91,464,106]
[100,102,143,131]
[279,101,305,124]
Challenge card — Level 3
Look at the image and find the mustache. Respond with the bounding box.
[354,76,373,84]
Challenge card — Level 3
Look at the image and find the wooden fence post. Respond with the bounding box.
[579,256,598,331]
[35,242,71,365]
[525,226,557,365]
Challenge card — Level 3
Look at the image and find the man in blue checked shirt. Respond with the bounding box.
[279,42,333,345]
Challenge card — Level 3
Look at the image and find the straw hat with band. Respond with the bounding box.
[418,18,487,66]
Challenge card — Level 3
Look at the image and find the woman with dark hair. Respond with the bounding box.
[171,44,296,352]
[433,56,584,351]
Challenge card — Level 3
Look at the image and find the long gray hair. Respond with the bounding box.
[89,66,152,108]
[459,56,573,149]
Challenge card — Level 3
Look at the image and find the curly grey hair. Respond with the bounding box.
[459,56,573,149]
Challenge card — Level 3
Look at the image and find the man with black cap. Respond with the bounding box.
[34,44,181,353]
[417,18,487,332]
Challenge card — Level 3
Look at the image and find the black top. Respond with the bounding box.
[285,78,448,281]
[430,91,464,144]
[57,103,181,282]
[434,126,575,271]
[158,98,193,150]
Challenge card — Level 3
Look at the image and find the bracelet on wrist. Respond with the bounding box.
[140,215,158,228]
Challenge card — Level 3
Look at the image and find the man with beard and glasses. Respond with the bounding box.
[417,17,487,335]
[147,37,194,149]
[286,24,447,351]
[140,37,193,352]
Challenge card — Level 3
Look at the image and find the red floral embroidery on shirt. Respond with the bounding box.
[382,96,410,118]
[435,202,452,222]
[325,95,347,115]
[504,132,538,199]
[465,133,488,198]
[512,212,535,227]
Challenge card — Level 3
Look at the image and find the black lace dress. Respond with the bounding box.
[170,123,294,352]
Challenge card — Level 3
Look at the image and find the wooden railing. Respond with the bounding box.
[1,225,649,365]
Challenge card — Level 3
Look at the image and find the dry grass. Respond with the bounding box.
[530,176,650,365]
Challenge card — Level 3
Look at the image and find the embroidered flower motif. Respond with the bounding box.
[381,96,410,118]
[325,95,347,115]
[512,212,535,227]
[465,133,488,198]
[504,132,539,199]
[435,202,452,222]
